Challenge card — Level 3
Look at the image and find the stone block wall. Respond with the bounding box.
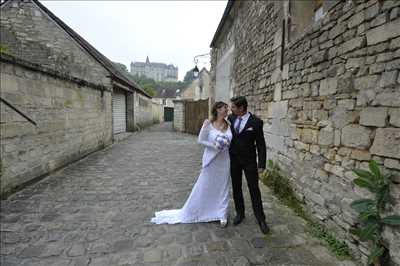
[0,60,112,196]
[126,92,135,131]
[173,100,185,132]
[211,0,400,264]
[152,102,163,124]
[0,0,116,197]
[0,0,110,85]
[134,92,159,129]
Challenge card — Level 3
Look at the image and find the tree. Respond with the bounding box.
[128,71,189,98]
[113,62,128,73]
[142,85,156,97]
[183,69,195,84]
[112,62,159,96]
[127,74,156,96]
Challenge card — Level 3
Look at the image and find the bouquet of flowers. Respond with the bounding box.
[214,134,230,150]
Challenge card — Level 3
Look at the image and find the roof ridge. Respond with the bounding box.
[31,0,150,97]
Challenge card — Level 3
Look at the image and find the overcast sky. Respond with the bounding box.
[41,1,227,81]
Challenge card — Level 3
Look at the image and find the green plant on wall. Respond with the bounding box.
[350,160,400,266]
[262,160,304,215]
[64,100,73,108]
[0,44,9,54]
[75,91,85,108]
[261,160,351,259]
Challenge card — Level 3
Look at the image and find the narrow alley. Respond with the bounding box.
[1,123,355,266]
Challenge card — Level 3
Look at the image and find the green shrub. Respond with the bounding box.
[350,160,400,265]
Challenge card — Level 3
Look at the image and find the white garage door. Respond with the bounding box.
[112,91,126,134]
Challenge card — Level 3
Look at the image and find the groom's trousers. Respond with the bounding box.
[230,157,266,222]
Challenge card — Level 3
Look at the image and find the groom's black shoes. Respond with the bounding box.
[258,220,270,234]
[233,214,245,225]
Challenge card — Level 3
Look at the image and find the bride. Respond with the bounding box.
[151,101,232,227]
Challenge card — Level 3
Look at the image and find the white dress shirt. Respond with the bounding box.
[234,112,250,134]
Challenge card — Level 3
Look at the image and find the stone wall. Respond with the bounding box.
[152,101,163,124]
[0,0,110,86]
[173,100,185,132]
[0,0,116,197]
[0,59,112,196]
[126,91,135,132]
[211,0,400,264]
[134,92,160,129]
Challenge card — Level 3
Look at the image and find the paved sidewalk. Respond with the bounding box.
[1,123,356,266]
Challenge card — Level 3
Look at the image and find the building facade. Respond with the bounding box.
[130,56,178,82]
[210,0,400,264]
[0,0,162,197]
[181,68,211,101]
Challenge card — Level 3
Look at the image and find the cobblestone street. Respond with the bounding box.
[1,123,356,266]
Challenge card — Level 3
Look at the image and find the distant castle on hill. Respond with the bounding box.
[130,56,178,82]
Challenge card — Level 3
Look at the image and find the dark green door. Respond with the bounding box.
[164,107,174,122]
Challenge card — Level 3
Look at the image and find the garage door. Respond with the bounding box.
[112,91,126,134]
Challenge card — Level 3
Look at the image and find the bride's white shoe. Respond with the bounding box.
[220,218,228,228]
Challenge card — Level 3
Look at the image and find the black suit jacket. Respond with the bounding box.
[228,113,266,169]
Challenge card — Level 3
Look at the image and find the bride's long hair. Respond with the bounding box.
[210,101,229,131]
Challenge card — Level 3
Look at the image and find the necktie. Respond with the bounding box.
[235,117,242,134]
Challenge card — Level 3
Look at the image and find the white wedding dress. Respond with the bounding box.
[151,122,232,224]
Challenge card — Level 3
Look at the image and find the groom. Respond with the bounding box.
[228,96,270,234]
